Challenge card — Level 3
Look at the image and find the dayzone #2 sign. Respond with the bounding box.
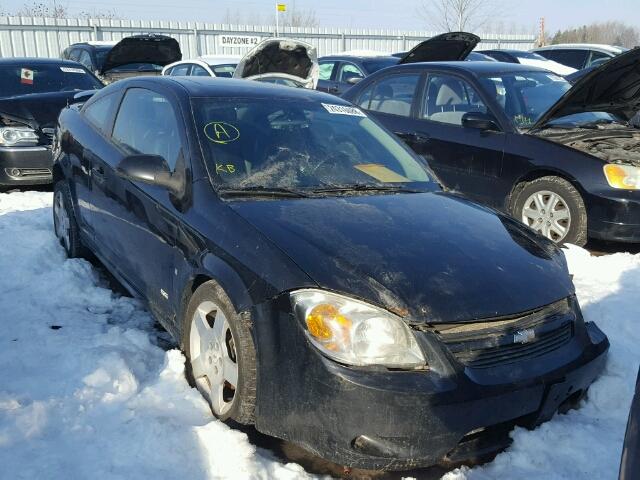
[217,35,261,48]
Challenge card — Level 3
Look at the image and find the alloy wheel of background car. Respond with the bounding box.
[53,181,86,258]
[183,281,256,424]
[512,176,588,246]
[521,190,571,242]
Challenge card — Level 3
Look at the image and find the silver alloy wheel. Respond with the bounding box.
[54,190,71,252]
[189,300,239,416]
[521,190,571,242]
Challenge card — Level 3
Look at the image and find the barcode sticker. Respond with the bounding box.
[322,103,366,117]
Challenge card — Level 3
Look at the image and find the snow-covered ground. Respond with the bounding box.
[0,190,638,480]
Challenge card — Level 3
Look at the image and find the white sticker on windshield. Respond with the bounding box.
[60,67,86,74]
[322,103,366,117]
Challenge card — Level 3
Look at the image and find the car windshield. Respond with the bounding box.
[210,64,237,77]
[480,71,572,128]
[192,98,433,192]
[0,64,102,98]
[362,58,399,73]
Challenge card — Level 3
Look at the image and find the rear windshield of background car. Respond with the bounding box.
[362,58,400,74]
[0,65,103,98]
[192,97,432,190]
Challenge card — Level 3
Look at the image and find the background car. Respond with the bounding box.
[52,75,608,472]
[465,51,499,62]
[62,34,182,83]
[479,49,576,75]
[318,32,480,95]
[0,58,102,188]
[162,55,240,77]
[233,38,319,89]
[531,43,627,70]
[342,48,640,245]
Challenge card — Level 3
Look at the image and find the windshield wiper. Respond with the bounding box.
[218,185,311,198]
[310,183,423,194]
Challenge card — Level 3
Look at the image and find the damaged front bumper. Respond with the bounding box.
[0,145,52,186]
[251,297,609,471]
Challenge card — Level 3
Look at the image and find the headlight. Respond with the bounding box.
[0,127,39,147]
[603,164,640,190]
[290,289,426,368]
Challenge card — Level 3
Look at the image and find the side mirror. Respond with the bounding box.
[346,76,363,85]
[462,112,500,131]
[117,154,182,194]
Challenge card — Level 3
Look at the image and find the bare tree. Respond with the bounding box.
[277,2,319,28]
[418,0,500,32]
[551,21,639,48]
[13,1,119,19]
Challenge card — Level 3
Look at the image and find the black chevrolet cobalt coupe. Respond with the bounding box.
[52,77,608,471]
[343,48,640,245]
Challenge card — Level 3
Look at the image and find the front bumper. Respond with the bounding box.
[252,299,609,471]
[587,189,640,243]
[0,146,53,186]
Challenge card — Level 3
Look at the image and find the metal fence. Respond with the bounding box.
[0,16,537,59]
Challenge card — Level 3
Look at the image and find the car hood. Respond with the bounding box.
[0,91,86,131]
[232,38,319,89]
[533,47,640,128]
[398,32,480,64]
[100,34,182,74]
[228,192,574,324]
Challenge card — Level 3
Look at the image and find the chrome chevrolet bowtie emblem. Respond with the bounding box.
[514,329,536,344]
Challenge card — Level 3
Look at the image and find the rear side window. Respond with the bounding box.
[112,88,182,171]
[169,64,190,76]
[83,92,118,134]
[364,74,420,118]
[78,50,93,70]
[319,61,336,81]
[539,50,588,69]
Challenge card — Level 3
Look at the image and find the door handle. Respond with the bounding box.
[91,165,105,177]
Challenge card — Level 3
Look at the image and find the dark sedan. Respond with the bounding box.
[343,49,640,245]
[318,32,480,96]
[0,58,102,188]
[52,76,608,471]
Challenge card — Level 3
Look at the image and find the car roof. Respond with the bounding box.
[320,55,397,62]
[198,55,241,64]
[532,44,625,53]
[386,61,550,75]
[124,76,353,103]
[0,57,87,66]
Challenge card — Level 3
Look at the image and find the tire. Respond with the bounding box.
[182,281,257,425]
[53,181,87,258]
[511,176,587,246]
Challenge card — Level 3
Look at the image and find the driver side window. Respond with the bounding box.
[422,74,488,126]
[112,88,182,171]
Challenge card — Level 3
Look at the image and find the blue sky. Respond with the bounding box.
[2,0,639,33]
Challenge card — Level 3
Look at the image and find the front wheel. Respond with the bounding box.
[53,181,86,258]
[512,176,587,246]
[182,281,257,424]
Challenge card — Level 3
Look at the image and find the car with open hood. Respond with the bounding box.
[343,47,640,245]
[233,38,318,89]
[0,58,103,188]
[317,32,480,96]
[62,34,182,84]
[52,76,608,472]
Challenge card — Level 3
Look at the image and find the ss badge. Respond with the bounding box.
[513,329,536,344]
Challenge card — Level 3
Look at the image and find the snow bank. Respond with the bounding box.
[0,191,312,480]
[1,190,638,480]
